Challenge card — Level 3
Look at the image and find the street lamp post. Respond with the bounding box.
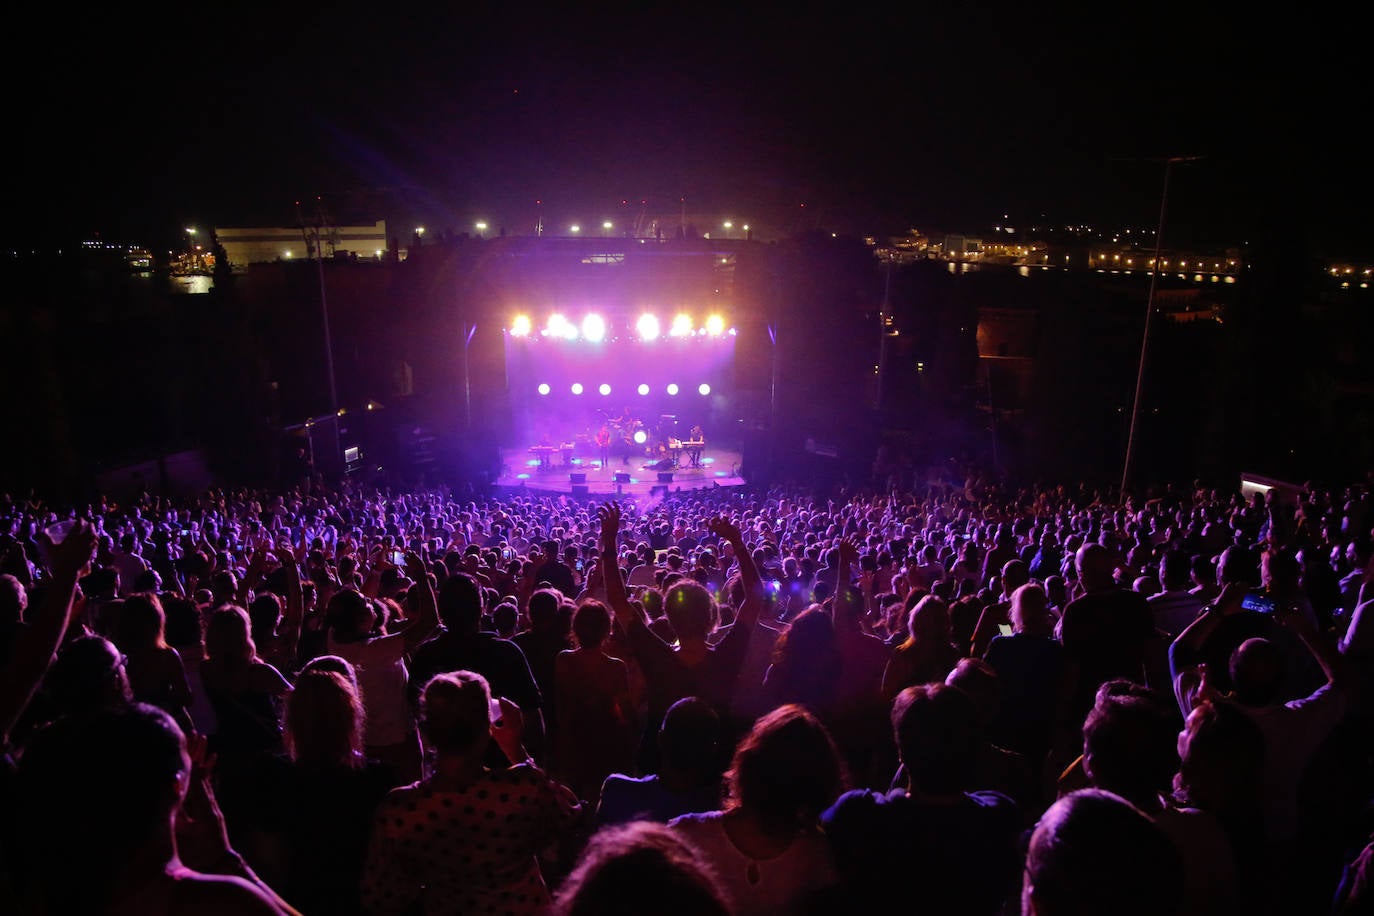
[1120,155,1202,497]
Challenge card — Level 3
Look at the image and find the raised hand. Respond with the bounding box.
[598,502,622,553]
[39,520,97,577]
[707,515,743,545]
[403,550,427,581]
[837,537,859,568]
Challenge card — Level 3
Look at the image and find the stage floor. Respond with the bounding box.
[494,445,746,497]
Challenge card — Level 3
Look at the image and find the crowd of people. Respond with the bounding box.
[4,471,1374,914]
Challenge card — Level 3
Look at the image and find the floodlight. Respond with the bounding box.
[571,383,584,395]
[637,383,650,396]
[670,314,693,337]
[599,383,612,396]
[510,314,532,337]
[698,383,711,396]
[705,314,725,336]
[636,313,661,341]
[582,314,606,343]
[537,383,550,395]
[666,383,680,396]
[633,430,648,445]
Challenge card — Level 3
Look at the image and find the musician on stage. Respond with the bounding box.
[686,424,704,468]
[595,422,612,469]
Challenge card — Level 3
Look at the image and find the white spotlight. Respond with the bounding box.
[571,383,584,395]
[636,314,661,341]
[633,430,648,445]
[582,314,606,342]
[599,383,612,396]
[537,383,550,395]
[637,383,650,396]
[666,383,680,396]
[698,383,711,396]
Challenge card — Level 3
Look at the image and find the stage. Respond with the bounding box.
[494,444,746,497]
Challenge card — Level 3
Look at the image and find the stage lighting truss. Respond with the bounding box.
[509,312,734,341]
[541,381,712,400]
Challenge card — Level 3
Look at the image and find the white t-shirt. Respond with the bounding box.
[326,631,414,747]
[668,810,837,914]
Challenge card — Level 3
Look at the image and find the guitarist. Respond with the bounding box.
[595,422,612,469]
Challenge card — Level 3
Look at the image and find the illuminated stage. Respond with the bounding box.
[494,445,746,497]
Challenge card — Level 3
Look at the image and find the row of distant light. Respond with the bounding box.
[536,382,712,396]
[509,313,734,342]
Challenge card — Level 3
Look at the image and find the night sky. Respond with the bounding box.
[10,6,1368,256]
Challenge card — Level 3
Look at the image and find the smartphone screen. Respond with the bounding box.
[1241,592,1277,614]
[391,550,406,566]
[998,623,1014,637]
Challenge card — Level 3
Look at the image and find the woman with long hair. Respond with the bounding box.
[245,666,397,916]
[761,606,842,720]
[202,604,291,760]
[111,591,193,734]
[880,595,961,701]
[361,670,581,916]
[668,703,845,914]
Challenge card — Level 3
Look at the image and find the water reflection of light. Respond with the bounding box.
[171,276,213,294]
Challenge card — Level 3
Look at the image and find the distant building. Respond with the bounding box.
[215,220,389,270]
[943,234,983,260]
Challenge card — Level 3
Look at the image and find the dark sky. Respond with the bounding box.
[10,6,1369,256]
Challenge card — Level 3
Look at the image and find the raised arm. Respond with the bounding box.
[274,548,305,672]
[0,522,97,745]
[399,551,439,654]
[597,503,641,634]
[709,516,762,630]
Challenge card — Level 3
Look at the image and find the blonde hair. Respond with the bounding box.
[286,670,365,768]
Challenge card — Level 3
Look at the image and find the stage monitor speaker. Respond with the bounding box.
[651,485,669,497]
[569,472,587,484]
[614,472,631,484]
[571,484,590,497]
[657,472,674,483]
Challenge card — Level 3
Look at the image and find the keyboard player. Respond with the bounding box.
[684,425,705,468]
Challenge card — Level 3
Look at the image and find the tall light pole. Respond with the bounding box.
[1120,155,1202,497]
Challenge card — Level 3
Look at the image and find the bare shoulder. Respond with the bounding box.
[172,872,293,915]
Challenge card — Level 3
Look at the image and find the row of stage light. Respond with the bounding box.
[536,382,712,396]
[508,313,735,342]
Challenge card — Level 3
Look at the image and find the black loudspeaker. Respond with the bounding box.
[657,472,674,483]
[614,472,631,484]
[569,472,587,484]
[572,484,590,497]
